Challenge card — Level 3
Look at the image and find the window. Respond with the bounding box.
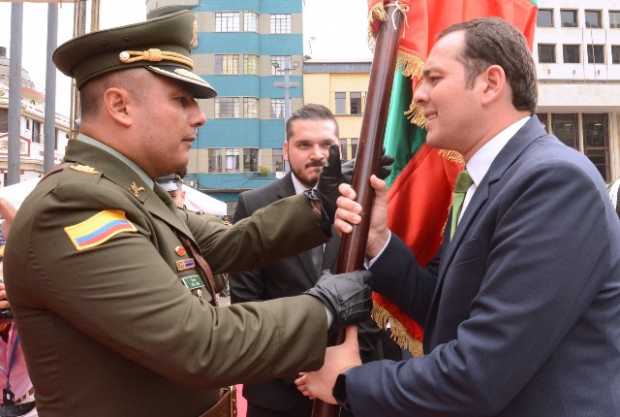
[583,114,610,181]
[271,56,292,75]
[243,12,257,32]
[563,45,580,63]
[243,97,258,119]
[208,148,241,172]
[339,138,348,160]
[243,148,258,172]
[271,99,285,119]
[585,10,602,28]
[538,44,556,63]
[243,54,258,74]
[613,46,620,64]
[560,9,578,27]
[587,44,605,64]
[270,14,291,34]
[32,120,41,143]
[214,54,239,74]
[215,97,241,118]
[272,149,284,172]
[215,12,240,32]
[350,92,362,115]
[0,108,7,132]
[610,11,620,28]
[335,92,346,114]
[537,9,554,27]
[552,113,578,149]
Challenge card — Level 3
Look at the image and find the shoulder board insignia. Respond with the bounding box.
[64,209,137,251]
[69,164,99,175]
[129,181,145,198]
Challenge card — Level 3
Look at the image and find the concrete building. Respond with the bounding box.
[0,47,70,186]
[535,0,620,181]
[303,59,371,161]
[147,0,304,211]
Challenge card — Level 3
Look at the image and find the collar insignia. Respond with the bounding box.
[129,181,145,198]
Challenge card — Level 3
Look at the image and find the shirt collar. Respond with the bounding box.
[77,133,155,190]
[466,116,530,187]
[290,172,309,195]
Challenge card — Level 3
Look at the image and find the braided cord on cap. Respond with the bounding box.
[119,48,194,69]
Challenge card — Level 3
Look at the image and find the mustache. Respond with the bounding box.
[305,160,326,169]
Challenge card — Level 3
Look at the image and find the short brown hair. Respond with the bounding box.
[438,17,537,113]
[286,104,339,140]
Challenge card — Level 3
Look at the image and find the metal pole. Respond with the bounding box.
[43,2,58,173]
[283,66,291,121]
[7,3,23,185]
[69,0,87,139]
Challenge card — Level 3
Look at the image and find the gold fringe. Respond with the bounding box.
[439,150,465,165]
[396,51,424,79]
[372,302,424,357]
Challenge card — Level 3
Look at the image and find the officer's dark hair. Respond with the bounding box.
[285,104,339,140]
[438,17,537,113]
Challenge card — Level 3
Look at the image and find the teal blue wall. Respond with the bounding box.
[196,33,303,55]
[197,0,301,14]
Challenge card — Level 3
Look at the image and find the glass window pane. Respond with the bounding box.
[350,138,359,160]
[243,55,257,74]
[215,12,240,32]
[552,113,578,148]
[272,149,284,172]
[339,138,349,161]
[271,99,285,119]
[244,98,258,118]
[585,10,602,28]
[537,9,554,27]
[563,45,580,63]
[561,9,578,27]
[583,113,608,147]
[584,149,609,181]
[335,92,346,114]
[350,92,362,115]
[270,14,291,34]
[243,148,258,172]
[538,44,556,63]
[587,45,605,64]
[612,46,620,64]
[243,12,257,32]
[610,11,620,28]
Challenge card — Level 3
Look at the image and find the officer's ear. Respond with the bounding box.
[102,87,133,128]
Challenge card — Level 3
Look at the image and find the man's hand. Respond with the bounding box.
[295,326,362,404]
[0,198,16,240]
[335,175,390,258]
[315,144,344,222]
[341,152,394,184]
[305,270,372,327]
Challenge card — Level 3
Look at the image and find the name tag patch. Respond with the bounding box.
[181,275,205,291]
[176,258,196,272]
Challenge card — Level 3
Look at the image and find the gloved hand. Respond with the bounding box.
[305,270,372,328]
[341,151,394,184]
[314,144,344,222]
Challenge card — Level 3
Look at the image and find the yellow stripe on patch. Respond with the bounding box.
[64,209,137,251]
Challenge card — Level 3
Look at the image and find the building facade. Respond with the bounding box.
[303,60,371,162]
[147,0,304,210]
[0,47,70,186]
[535,0,620,182]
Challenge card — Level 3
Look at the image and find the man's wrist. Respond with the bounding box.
[367,229,391,259]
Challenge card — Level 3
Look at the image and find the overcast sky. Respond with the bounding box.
[0,0,371,117]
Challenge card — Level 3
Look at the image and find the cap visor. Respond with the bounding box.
[146,65,217,99]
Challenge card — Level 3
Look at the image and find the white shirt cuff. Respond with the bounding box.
[363,231,392,269]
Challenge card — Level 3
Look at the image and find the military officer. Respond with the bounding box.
[3,11,370,417]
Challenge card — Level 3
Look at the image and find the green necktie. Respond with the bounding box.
[450,170,474,239]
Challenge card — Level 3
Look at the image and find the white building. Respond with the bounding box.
[535,0,620,181]
[0,47,70,186]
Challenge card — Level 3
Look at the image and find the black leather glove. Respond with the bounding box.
[305,270,372,328]
[341,151,394,184]
[313,144,344,222]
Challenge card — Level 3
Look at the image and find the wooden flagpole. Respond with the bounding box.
[311,2,405,416]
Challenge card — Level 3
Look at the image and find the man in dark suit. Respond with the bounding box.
[231,104,398,417]
[296,18,620,417]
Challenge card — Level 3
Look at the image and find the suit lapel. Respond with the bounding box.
[425,117,548,345]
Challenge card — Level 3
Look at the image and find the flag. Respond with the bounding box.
[368,0,538,356]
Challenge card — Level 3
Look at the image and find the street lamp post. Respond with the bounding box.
[272,61,299,172]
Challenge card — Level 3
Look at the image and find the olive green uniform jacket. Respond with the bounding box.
[3,139,329,417]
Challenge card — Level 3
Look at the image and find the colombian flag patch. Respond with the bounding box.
[64,209,137,251]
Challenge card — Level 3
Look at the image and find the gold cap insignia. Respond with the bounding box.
[129,181,145,198]
[69,164,99,175]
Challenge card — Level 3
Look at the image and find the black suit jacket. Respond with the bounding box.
[346,117,620,417]
[231,173,396,412]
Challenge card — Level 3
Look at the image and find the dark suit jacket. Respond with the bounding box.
[345,117,620,417]
[231,173,396,413]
